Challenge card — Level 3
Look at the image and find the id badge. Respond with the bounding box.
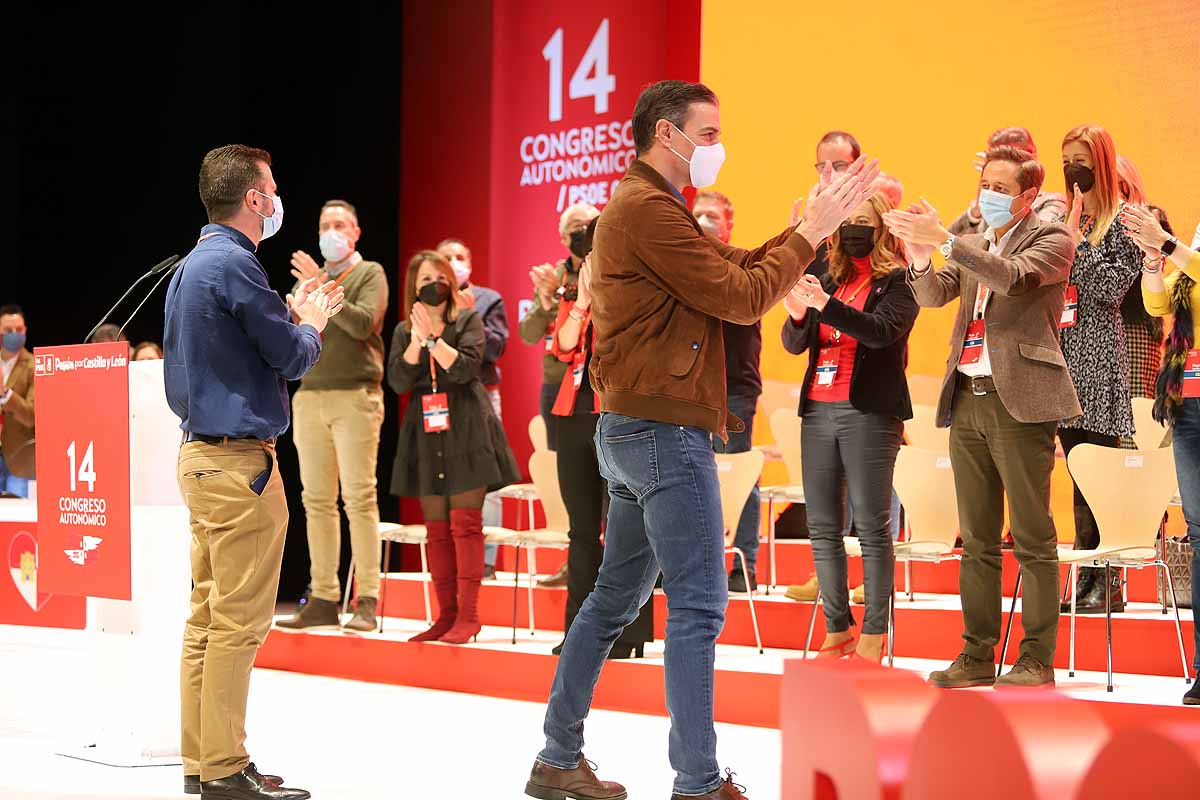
[960,319,986,365]
[422,392,451,433]
[1185,350,1200,398]
[572,362,585,388]
[1059,285,1079,329]
[815,348,839,386]
[544,334,554,353]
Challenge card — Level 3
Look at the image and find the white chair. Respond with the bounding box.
[716,450,766,654]
[761,408,805,593]
[360,522,431,635]
[999,444,1189,691]
[907,374,945,408]
[1131,397,1169,451]
[757,379,805,422]
[529,414,549,453]
[905,404,951,454]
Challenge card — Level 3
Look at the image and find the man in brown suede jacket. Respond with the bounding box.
[525,79,879,800]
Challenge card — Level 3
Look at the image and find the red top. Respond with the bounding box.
[808,257,873,403]
[550,298,601,416]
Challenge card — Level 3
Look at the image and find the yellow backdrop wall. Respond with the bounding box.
[700,0,1200,540]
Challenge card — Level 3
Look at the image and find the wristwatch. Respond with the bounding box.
[1162,236,1179,258]
[938,234,956,259]
[0,388,10,406]
[423,335,440,350]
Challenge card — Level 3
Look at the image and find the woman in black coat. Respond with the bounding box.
[781,192,919,663]
[389,250,521,644]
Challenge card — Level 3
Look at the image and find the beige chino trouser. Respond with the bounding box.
[292,387,385,602]
[178,439,288,782]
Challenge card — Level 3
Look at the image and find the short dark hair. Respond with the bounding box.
[982,146,1045,193]
[199,144,272,223]
[631,80,718,155]
[321,199,358,221]
[437,238,470,257]
[817,130,861,160]
[90,323,127,344]
[0,304,24,321]
[987,127,1037,157]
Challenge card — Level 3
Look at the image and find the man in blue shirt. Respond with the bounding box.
[164,144,342,800]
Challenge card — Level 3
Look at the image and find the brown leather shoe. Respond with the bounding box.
[670,769,749,799]
[525,757,627,800]
[539,564,569,588]
[928,652,996,688]
[995,653,1055,688]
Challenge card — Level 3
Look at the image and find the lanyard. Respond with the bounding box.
[830,274,872,342]
[329,258,359,287]
[972,283,990,321]
[428,349,439,393]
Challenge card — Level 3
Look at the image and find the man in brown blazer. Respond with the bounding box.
[0,304,35,497]
[885,146,1081,689]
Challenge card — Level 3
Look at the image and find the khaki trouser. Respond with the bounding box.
[293,387,384,602]
[949,384,1061,665]
[178,439,288,782]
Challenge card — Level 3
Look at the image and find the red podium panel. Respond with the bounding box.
[1076,721,1200,798]
[33,342,131,600]
[781,659,938,800]
[903,691,1109,800]
[0,521,86,628]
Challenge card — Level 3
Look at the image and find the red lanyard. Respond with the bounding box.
[428,348,439,393]
[830,274,872,342]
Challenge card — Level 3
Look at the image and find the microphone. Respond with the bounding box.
[84,255,180,343]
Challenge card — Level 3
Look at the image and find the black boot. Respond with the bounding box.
[1074,568,1125,615]
[199,765,309,799]
[1060,568,1097,612]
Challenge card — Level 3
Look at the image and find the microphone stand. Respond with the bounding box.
[117,260,184,340]
[84,255,180,343]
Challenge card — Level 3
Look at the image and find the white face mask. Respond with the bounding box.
[449,256,472,287]
[666,123,726,189]
[319,230,354,264]
[252,190,284,240]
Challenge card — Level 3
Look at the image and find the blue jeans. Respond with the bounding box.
[0,453,29,498]
[539,414,727,795]
[712,394,760,574]
[1171,398,1200,672]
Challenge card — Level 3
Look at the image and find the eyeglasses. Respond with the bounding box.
[814,161,851,173]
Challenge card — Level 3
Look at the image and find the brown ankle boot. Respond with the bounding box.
[525,757,627,800]
[441,508,484,644]
[409,520,458,642]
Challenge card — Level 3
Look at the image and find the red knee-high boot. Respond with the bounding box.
[440,508,484,644]
[409,520,458,642]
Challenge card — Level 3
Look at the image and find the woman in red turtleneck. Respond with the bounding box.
[780,192,920,663]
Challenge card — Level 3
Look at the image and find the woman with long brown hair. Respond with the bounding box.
[1057,125,1142,614]
[780,192,919,663]
[388,250,521,644]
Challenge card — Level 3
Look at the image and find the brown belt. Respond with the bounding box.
[957,373,997,396]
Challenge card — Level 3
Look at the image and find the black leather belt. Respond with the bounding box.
[184,432,276,447]
[958,374,997,396]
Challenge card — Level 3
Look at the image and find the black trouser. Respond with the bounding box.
[556,412,654,644]
[1058,427,1121,551]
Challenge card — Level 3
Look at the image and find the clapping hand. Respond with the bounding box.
[793,274,830,311]
[795,156,882,245]
[882,199,943,265]
[410,302,436,342]
[530,262,559,309]
[1120,204,1170,258]
[288,280,344,333]
[576,257,593,310]
[1064,184,1086,247]
[290,250,325,283]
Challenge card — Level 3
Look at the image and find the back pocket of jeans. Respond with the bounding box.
[601,429,660,499]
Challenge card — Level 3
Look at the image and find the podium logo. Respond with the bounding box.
[34,354,55,377]
[64,535,103,566]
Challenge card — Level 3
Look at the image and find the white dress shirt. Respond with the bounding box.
[956,223,1020,379]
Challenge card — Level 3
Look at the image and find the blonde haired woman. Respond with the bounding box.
[1058,125,1143,613]
[780,192,919,662]
[388,250,521,644]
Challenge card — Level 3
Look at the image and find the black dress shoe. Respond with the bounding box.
[186,764,281,795]
[1184,675,1200,706]
[200,765,309,799]
[607,642,645,660]
[551,641,564,656]
[728,569,757,594]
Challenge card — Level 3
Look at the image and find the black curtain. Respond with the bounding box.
[14,2,404,600]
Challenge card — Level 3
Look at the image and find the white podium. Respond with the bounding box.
[63,359,191,767]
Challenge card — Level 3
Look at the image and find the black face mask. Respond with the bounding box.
[838,223,876,259]
[568,227,591,259]
[418,281,451,307]
[1064,163,1096,194]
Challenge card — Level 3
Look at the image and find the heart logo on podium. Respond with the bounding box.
[8,531,52,612]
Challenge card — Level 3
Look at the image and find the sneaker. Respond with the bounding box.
[275,596,341,630]
[928,652,997,688]
[343,597,378,633]
[785,575,819,602]
[995,653,1055,688]
[1183,675,1200,706]
[728,568,757,594]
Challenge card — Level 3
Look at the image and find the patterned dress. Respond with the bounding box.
[1059,207,1142,437]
